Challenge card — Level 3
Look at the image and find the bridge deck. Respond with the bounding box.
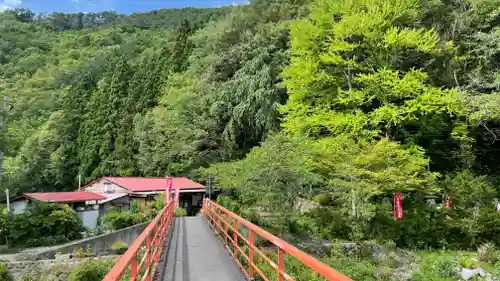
[156,216,246,281]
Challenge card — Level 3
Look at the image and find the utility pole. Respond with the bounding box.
[78,174,82,191]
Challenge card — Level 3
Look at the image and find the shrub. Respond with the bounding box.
[217,196,240,213]
[103,211,142,230]
[174,207,187,217]
[111,241,128,255]
[70,260,115,281]
[315,193,332,206]
[326,257,376,281]
[413,252,459,281]
[459,256,475,269]
[130,200,141,213]
[111,241,128,250]
[478,243,498,263]
[0,264,13,281]
[73,247,85,258]
[5,203,84,247]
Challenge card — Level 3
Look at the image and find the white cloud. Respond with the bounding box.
[231,0,249,6]
[4,0,22,6]
[0,0,22,11]
[71,0,80,3]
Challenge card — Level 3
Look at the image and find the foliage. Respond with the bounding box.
[3,0,500,264]
[102,198,162,230]
[102,210,143,230]
[0,205,6,244]
[314,194,332,206]
[73,247,85,258]
[174,207,187,217]
[478,243,499,263]
[111,241,128,250]
[69,260,115,281]
[413,252,460,281]
[459,255,475,269]
[0,264,13,281]
[4,203,84,247]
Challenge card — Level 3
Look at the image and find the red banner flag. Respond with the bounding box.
[394,193,403,220]
[445,198,451,209]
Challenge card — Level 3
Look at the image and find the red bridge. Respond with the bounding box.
[102,199,353,281]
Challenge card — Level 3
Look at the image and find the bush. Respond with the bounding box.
[459,256,475,269]
[315,193,332,206]
[217,196,240,213]
[478,243,498,263]
[413,252,459,281]
[174,207,187,217]
[70,260,115,281]
[73,247,87,258]
[102,211,142,230]
[111,241,128,250]
[111,241,128,255]
[5,203,85,247]
[0,264,13,281]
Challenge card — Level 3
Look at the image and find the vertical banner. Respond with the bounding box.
[166,177,173,204]
[394,193,403,220]
[445,198,451,209]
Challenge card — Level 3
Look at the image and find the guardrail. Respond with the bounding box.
[102,200,175,281]
[202,199,353,281]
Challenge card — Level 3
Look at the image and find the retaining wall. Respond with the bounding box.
[14,221,149,261]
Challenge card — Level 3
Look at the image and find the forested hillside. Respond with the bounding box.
[2,0,500,253]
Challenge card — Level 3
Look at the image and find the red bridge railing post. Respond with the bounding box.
[233,220,238,260]
[278,248,285,281]
[249,230,254,279]
[130,254,137,281]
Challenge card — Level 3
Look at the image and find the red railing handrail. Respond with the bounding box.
[203,199,353,281]
[103,200,175,281]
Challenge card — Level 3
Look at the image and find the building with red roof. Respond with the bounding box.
[8,177,206,229]
[82,177,206,216]
[83,177,205,193]
[9,191,106,229]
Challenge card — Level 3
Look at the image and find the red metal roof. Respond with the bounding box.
[103,177,204,192]
[24,192,105,203]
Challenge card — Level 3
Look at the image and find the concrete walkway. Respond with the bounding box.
[156,217,246,281]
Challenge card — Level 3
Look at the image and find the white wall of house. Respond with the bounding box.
[84,179,129,194]
[77,209,100,229]
[11,199,28,214]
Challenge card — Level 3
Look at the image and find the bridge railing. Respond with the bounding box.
[102,200,175,281]
[203,199,353,281]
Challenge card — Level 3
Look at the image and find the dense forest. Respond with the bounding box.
[2,0,500,254]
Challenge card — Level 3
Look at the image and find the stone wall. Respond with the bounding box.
[3,256,119,281]
[14,221,149,261]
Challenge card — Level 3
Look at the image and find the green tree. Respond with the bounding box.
[5,203,84,247]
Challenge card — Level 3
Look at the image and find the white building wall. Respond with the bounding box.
[77,210,100,229]
[84,179,129,194]
[11,199,28,214]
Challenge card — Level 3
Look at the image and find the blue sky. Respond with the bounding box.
[0,0,249,14]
